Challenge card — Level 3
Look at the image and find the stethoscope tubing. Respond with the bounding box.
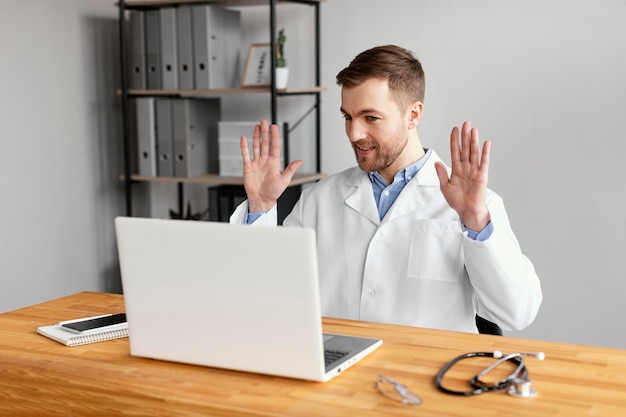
[435,351,527,396]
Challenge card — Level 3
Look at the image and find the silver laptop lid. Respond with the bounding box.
[115,217,328,380]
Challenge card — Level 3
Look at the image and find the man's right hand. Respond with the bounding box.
[241,120,304,213]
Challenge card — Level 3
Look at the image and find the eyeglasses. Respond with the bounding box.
[376,374,422,406]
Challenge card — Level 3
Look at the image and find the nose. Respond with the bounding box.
[346,119,367,142]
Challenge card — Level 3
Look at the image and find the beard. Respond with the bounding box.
[352,128,409,173]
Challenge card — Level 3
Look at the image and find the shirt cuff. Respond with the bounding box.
[464,221,494,242]
[245,211,265,224]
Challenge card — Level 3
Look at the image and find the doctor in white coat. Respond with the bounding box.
[230,45,542,333]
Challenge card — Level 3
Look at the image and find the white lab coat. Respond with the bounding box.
[231,150,542,333]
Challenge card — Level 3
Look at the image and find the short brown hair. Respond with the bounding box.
[336,45,425,109]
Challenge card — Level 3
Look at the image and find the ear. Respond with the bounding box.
[407,100,423,129]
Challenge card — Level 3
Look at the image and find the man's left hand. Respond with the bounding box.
[434,121,491,231]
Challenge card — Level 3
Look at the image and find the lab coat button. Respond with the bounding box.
[368,290,376,297]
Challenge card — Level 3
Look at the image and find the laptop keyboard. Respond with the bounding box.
[324,349,349,366]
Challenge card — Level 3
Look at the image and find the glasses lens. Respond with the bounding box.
[377,375,422,405]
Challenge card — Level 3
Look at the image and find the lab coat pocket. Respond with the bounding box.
[407,220,463,282]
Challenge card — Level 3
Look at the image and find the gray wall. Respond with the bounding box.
[1,1,124,309]
[319,0,626,348]
[2,1,625,349]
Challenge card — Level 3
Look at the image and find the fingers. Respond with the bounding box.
[480,140,491,173]
[460,121,471,163]
[250,120,281,159]
[270,123,282,157]
[449,126,460,164]
[240,135,251,163]
[260,119,271,157]
[251,123,261,159]
[451,121,488,167]
[283,160,304,179]
[434,161,450,187]
[467,124,480,164]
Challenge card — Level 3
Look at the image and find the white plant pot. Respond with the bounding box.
[275,67,289,89]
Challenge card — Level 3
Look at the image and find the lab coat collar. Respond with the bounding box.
[342,150,447,225]
[384,150,445,222]
[413,149,446,187]
[344,168,380,225]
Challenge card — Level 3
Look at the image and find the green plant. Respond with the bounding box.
[276,28,287,68]
[169,202,209,221]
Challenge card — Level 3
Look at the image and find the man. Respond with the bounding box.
[230,45,542,333]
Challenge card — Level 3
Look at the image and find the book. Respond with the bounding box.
[37,324,129,347]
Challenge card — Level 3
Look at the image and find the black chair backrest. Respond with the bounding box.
[475,315,503,336]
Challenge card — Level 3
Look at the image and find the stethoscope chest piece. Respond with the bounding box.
[508,377,537,398]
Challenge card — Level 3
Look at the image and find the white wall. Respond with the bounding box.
[2,0,625,350]
[0,1,124,311]
[320,0,626,348]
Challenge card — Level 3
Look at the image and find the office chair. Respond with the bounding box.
[475,315,503,336]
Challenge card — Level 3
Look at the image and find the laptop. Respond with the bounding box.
[114,216,382,382]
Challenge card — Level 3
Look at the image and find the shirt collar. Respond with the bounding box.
[368,148,433,185]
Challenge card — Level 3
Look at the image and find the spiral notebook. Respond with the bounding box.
[37,324,129,347]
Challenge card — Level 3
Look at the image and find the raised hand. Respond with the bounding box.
[240,120,303,213]
[434,121,491,231]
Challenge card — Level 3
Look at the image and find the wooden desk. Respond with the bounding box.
[1,292,625,416]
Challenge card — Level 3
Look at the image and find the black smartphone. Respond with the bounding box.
[60,313,127,334]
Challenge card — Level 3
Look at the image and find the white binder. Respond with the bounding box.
[128,11,146,89]
[158,8,178,90]
[135,98,157,177]
[176,6,194,90]
[155,98,174,177]
[172,99,221,177]
[144,10,161,89]
[192,5,241,89]
[220,7,242,88]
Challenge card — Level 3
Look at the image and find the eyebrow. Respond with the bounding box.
[340,107,380,117]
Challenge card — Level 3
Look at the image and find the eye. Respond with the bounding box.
[342,114,352,121]
[366,115,380,123]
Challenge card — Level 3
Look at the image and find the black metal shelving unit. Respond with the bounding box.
[116,0,324,220]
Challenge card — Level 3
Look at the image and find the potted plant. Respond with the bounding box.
[275,28,289,89]
[169,202,209,221]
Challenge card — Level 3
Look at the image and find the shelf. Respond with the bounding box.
[117,0,323,218]
[120,0,325,10]
[123,172,325,186]
[123,86,326,97]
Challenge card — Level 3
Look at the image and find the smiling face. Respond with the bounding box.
[340,77,424,183]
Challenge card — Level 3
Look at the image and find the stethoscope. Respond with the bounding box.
[435,351,546,398]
